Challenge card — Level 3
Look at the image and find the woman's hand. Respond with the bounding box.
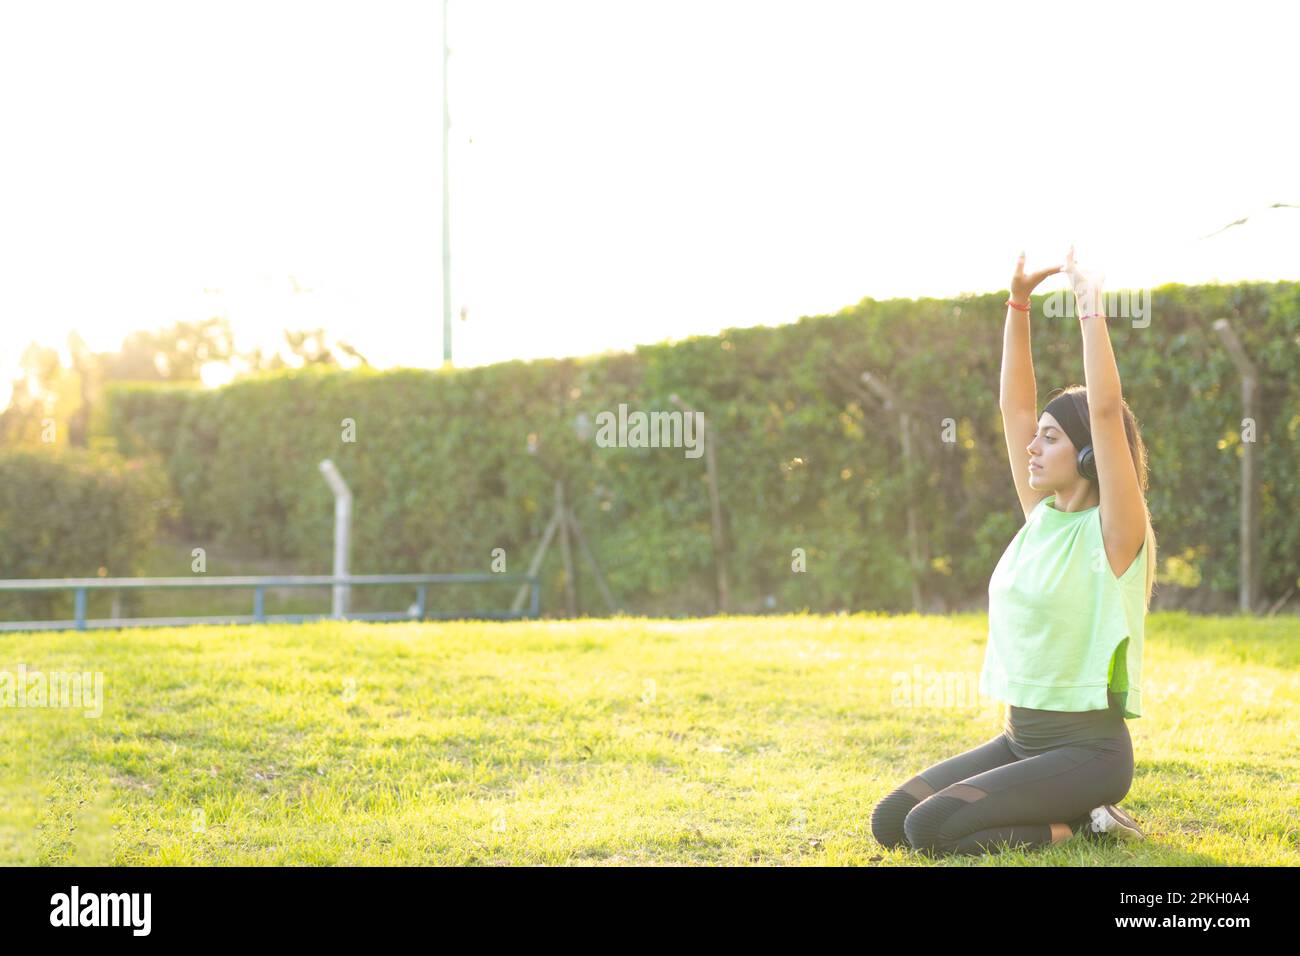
[1062,244,1105,317]
[1010,252,1062,305]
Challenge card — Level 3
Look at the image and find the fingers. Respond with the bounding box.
[1014,251,1061,288]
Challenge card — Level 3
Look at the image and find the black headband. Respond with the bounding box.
[1042,391,1091,452]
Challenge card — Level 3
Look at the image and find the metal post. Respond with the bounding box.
[75,588,86,630]
[557,481,577,616]
[670,394,728,612]
[441,0,453,367]
[1212,319,1260,613]
[319,460,353,618]
[254,586,265,622]
[512,508,561,614]
[416,584,428,619]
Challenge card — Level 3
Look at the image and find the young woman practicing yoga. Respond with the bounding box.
[871,247,1158,857]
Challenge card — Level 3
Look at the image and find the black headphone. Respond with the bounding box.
[1066,391,1097,483]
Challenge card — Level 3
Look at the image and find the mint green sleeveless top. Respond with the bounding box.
[979,493,1148,718]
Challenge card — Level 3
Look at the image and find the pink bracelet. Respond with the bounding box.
[1080,312,1105,320]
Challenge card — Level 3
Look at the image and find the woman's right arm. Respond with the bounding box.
[1000,306,1043,521]
[999,298,1036,414]
[1000,254,1061,519]
[1000,253,1059,412]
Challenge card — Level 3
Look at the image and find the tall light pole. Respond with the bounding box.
[441,0,453,368]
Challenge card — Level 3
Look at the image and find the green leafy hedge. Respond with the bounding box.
[102,280,1300,615]
[0,449,175,617]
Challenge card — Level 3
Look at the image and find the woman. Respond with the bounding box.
[870,248,1159,857]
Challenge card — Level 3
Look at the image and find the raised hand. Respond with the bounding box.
[1010,252,1062,305]
[1062,244,1105,318]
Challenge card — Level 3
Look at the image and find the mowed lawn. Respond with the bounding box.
[1,612,1296,866]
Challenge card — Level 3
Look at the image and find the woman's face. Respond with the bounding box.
[1025,412,1076,489]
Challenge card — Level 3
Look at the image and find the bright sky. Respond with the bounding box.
[1,0,1296,407]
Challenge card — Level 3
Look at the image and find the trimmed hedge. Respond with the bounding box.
[103,280,1300,615]
[0,449,175,617]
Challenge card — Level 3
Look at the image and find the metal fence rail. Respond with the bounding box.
[0,573,541,632]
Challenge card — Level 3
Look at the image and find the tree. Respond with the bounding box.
[1,318,236,449]
[239,329,370,372]
[0,342,85,448]
[98,317,234,382]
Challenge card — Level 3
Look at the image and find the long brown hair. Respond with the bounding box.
[1052,384,1158,610]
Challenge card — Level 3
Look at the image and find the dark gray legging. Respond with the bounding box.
[870,723,1134,856]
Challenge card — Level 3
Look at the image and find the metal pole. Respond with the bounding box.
[441,0,453,367]
[1212,319,1260,613]
[565,506,618,612]
[319,460,353,618]
[557,481,577,616]
[670,394,728,612]
[512,508,561,614]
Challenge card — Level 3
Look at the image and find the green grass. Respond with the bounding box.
[1,612,1296,866]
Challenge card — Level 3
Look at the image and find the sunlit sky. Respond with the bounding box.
[1,0,1296,407]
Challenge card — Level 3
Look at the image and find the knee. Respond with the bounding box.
[1098,745,1135,805]
[903,794,967,856]
[871,787,923,849]
[871,773,945,849]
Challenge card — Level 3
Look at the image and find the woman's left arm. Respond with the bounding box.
[1070,250,1147,577]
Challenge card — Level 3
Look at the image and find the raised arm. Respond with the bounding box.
[1000,253,1061,519]
[1065,247,1147,575]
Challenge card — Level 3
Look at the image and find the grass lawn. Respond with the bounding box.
[1,612,1296,866]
